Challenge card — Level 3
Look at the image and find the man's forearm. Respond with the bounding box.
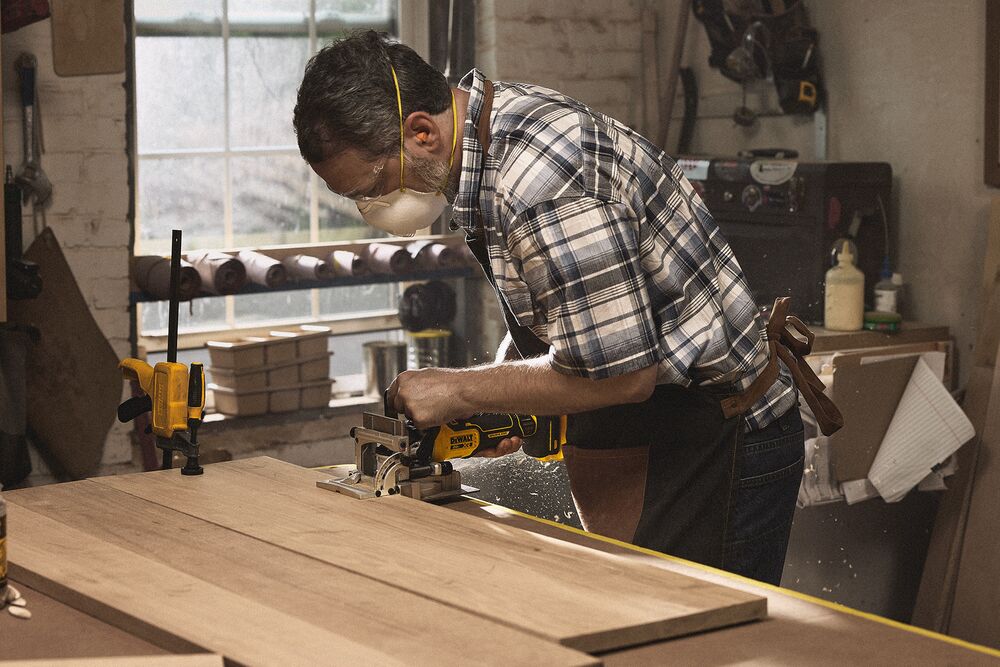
[456,355,657,416]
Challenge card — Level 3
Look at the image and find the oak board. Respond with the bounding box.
[94,456,766,653]
[7,480,592,666]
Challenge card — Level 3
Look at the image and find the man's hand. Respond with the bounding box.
[387,367,523,458]
[387,367,471,429]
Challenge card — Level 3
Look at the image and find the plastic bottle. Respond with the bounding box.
[873,259,901,314]
[824,240,865,331]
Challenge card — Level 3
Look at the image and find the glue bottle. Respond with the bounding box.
[824,240,865,331]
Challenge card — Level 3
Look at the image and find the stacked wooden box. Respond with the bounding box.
[206,325,333,416]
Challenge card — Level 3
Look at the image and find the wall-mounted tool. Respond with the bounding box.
[13,54,51,217]
[117,230,205,475]
[4,167,41,301]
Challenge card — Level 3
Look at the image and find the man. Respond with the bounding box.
[294,31,805,585]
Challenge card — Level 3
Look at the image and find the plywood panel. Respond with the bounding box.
[8,481,592,666]
[5,505,398,665]
[95,456,767,653]
[7,228,118,478]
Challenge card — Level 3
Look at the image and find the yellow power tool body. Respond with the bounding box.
[417,413,566,462]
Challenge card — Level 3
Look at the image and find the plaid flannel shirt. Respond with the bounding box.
[452,69,796,431]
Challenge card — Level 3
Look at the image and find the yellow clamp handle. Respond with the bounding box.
[119,358,155,394]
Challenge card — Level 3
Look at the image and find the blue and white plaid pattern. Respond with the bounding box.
[452,69,796,430]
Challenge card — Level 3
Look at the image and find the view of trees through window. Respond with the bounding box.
[134,0,398,335]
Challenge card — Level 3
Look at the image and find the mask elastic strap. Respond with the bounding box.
[448,90,457,172]
[389,64,406,192]
[390,64,458,193]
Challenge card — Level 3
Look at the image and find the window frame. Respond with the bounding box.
[130,0,434,354]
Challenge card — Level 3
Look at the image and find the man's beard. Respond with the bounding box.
[405,149,458,203]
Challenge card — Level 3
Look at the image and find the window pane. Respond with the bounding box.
[232,290,312,324]
[136,37,225,152]
[135,1,222,24]
[230,155,309,246]
[316,0,396,28]
[318,186,386,241]
[318,284,393,316]
[229,36,309,148]
[229,0,308,25]
[138,156,225,255]
[140,296,228,334]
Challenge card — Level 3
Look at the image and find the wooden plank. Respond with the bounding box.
[450,502,1000,666]
[5,505,403,665]
[0,657,223,667]
[7,481,592,666]
[94,456,767,653]
[810,322,951,354]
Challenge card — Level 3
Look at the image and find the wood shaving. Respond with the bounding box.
[8,605,31,619]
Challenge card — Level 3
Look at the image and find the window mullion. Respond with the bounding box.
[308,0,321,319]
[222,0,236,328]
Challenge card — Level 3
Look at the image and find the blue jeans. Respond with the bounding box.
[722,405,805,585]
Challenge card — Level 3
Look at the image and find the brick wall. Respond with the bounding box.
[476,0,647,131]
[2,16,133,469]
[470,1,651,358]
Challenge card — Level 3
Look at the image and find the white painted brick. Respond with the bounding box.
[37,85,87,117]
[49,214,130,248]
[579,50,639,81]
[36,152,85,184]
[86,278,132,310]
[560,78,634,108]
[92,305,131,341]
[84,81,127,118]
[494,0,641,21]
[81,153,128,185]
[63,246,130,282]
[49,179,129,218]
[108,336,132,360]
[43,115,126,153]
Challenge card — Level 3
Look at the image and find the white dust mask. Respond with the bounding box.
[356,65,458,238]
[357,188,448,237]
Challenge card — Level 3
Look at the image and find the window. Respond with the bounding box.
[133,0,407,347]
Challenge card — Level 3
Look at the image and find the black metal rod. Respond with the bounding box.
[167,229,181,363]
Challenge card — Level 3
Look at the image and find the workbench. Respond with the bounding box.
[2,457,996,665]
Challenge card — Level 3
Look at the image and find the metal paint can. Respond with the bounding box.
[407,329,451,369]
[362,341,407,398]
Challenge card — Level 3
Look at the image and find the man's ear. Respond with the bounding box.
[403,111,442,158]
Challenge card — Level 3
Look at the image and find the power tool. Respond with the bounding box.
[318,395,566,502]
[116,230,206,475]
